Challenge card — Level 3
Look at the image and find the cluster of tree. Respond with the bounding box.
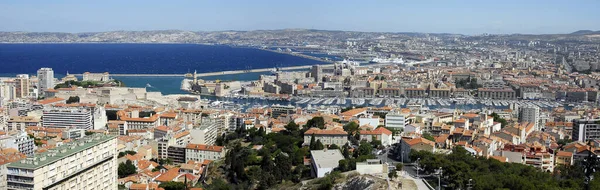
[336,141,376,172]
[112,79,126,87]
[410,146,600,189]
[27,134,44,146]
[313,171,343,190]
[306,116,325,129]
[490,112,508,128]
[117,150,137,158]
[422,132,435,142]
[118,160,136,178]
[158,181,186,190]
[66,96,80,104]
[54,80,102,89]
[208,121,312,189]
[148,158,173,172]
[455,78,482,89]
[207,120,383,190]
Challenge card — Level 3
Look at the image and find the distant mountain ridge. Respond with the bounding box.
[570,30,600,35]
[0,29,597,43]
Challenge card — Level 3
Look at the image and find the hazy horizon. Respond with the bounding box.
[1,0,599,35]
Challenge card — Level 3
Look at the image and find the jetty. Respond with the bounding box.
[73,64,332,77]
[72,62,394,78]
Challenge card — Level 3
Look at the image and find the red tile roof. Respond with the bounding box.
[37,97,65,105]
[155,167,180,182]
[360,127,392,136]
[185,144,224,152]
[304,128,347,135]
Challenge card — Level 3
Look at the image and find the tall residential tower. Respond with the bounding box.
[37,68,54,96]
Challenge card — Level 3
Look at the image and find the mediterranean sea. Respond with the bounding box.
[0,44,325,94]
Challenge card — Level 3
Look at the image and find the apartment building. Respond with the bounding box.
[572,119,600,142]
[359,127,393,146]
[42,107,93,130]
[519,106,540,130]
[37,68,54,96]
[117,110,159,130]
[385,112,409,130]
[303,128,348,147]
[6,116,40,132]
[6,134,117,190]
[14,75,29,99]
[190,120,218,145]
[185,144,225,162]
[270,104,296,118]
[0,132,35,156]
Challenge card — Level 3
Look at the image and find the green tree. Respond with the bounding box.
[358,141,373,156]
[118,151,137,158]
[204,178,233,190]
[313,140,325,150]
[337,159,350,172]
[371,139,382,147]
[285,121,300,132]
[342,145,350,158]
[158,181,186,190]
[490,112,508,128]
[118,160,136,178]
[388,171,398,179]
[306,117,325,129]
[422,132,435,142]
[309,134,316,150]
[396,163,404,171]
[343,121,360,134]
[315,171,342,190]
[274,153,292,181]
[329,144,340,150]
[66,96,80,104]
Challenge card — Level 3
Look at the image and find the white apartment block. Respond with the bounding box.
[42,108,93,129]
[37,68,55,95]
[0,132,35,156]
[190,120,218,145]
[6,134,118,190]
[185,144,225,162]
[386,112,409,130]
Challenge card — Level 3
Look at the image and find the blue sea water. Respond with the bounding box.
[0,43,325,74]
[0,44,325,94]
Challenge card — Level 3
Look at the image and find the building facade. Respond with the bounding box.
[519,106,540,131]
[572,119,600,142]
[6,134,117,190]
[185,144,225,162]
[42,108,93,129]
[37,68,55,96]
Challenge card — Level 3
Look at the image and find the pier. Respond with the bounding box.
[72,64,333,77]
[71,61,396,78]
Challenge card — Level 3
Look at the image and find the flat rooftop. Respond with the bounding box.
[310,149,344,169]
[8,134,116,170]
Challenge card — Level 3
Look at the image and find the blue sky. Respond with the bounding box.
[0,0,598,34]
